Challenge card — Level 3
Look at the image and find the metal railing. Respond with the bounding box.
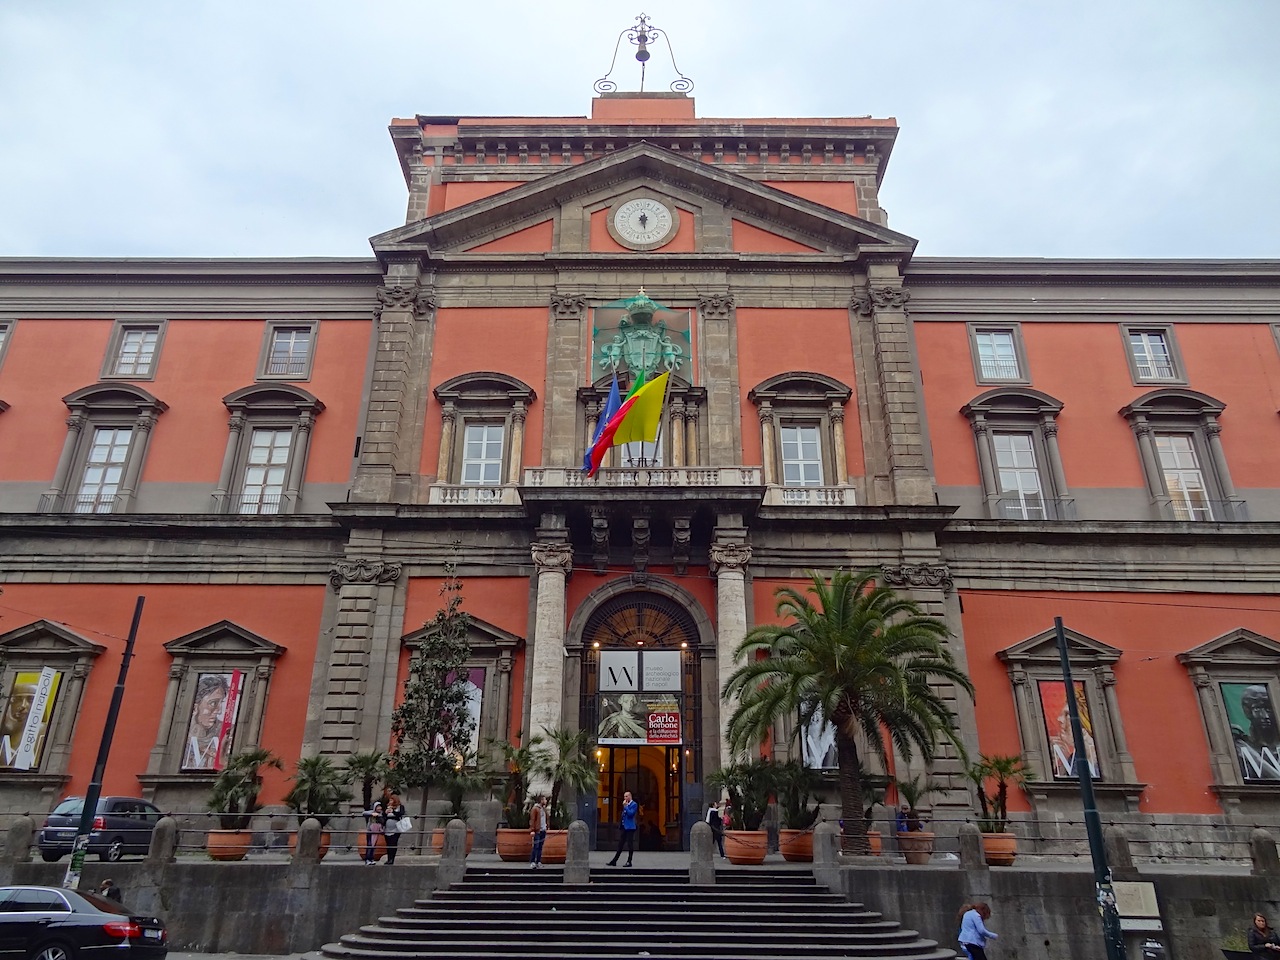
[523,466,763,488]
[1155,496,1249,522]
[991,496,1076,521]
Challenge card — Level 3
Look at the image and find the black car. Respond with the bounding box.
[0,886,167,960]
[37,798,162,863]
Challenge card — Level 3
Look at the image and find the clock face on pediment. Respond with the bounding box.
[608,197,678,250]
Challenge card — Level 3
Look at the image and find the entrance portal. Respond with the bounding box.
[596,744,684,851]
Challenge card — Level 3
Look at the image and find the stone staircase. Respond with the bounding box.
[308,866,954,960]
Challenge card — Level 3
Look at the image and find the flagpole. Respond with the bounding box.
[648,365,676,469]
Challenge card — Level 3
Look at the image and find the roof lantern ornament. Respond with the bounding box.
[594,13,694,95]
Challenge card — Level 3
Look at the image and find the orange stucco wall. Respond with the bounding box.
[589,207,697,253]
[419,308,549,476]
[436,181,521,213]
[734,308,865,478]
[0,583,324,802]
[731,220,821,254]
[761,181,861,217]
[0,318,368,485]
[961,589,1280,814]
[917,321,1280,490]
[465,219,555,253]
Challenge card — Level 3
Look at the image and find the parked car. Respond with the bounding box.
[37,797,162,863]
[0,885,167,960]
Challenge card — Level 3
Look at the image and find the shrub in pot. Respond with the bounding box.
[894,774,941,864]
[775,759,824,862]
[532,726,596,864]
[491,732,547,862]
[431,747,485,854]
[206,747,282,860]
[966,753,1026,866]
[708,758,776,864]
[284,755,352,859]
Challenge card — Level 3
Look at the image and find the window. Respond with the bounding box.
[74,427,133,513]
[1121,323,1184,384]
[41,384,167,514]
[968,323,1029,383]
[431,372,536,504]
[1121,388,1244,521]
[0,320,11,370]
[102,322,165,380]
[748,372,853,504]
[259,322,317,380]
[962,388,1073,520]
[213,385,324,515]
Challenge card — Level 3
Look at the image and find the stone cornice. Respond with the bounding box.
[0,258,382,282]
[906,258,1280,283]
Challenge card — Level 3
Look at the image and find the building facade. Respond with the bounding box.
[2,90,1280,849]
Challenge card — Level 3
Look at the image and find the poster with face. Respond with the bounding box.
[434,668,484,759]
[1,668,62,771]
[1221,682,1280,781]
[800,705,839,769]
[182,670,243,771]
[597,693,682,745]
[1039,679,1101,779]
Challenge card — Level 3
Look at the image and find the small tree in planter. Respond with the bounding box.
[343,749,391,813]
[895,774,943,864]
[707,758,777,864]
[285,756,353,828]
[390,557,475,852]
[967,753,1027,865]
[535,726,597,829]
[775,759,824,862]
[490,732,548,861]
[206,747,282,860]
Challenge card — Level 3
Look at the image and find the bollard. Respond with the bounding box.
[812,821,841,893]
[565,820,590,884]
[689,821,715,886]
[1252,828,1280,877]
[438,818,468,888]
[294,817,323,863]
[1,816,34,865]
[146,816,178,864]
[1104,823,1140,880]
[958,823,986,870]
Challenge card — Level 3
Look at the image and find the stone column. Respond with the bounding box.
[685,401,700,467]
[45,662,91,772]
[212,412,246,510]
[436,402,456,482]
[1099,668,1136,781]
[1132,418,1166,497]
[758,401,777,485]
[117,412,157,509]
[146,665,185,774]
[710,540,752,770]
[971,417,999,502]
[543,295,589,468]
[282,410,314,513]
[829,402,848,485]
[697,294,741,466]
[528,541,573,742]
[245,662,274,751]
[1204,418,1238,499]
[507,403,527,485]
[1190,671,1238,783]
[669,398,686,467]
[43,413,87,508]
[1042,418,1070,502]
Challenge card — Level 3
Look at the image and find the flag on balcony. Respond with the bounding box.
[583,371,670,477]
[581,375,622,473]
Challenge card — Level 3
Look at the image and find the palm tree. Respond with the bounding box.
[722,568,974,855]
[342,749,391,812]
[534,726,597,829]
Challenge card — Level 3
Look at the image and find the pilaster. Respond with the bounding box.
[710,531,752,771]
[697,294,742,467]
[528,531,573,747]
[542,294,589,468]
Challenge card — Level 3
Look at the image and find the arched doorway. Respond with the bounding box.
[579,591,703,851]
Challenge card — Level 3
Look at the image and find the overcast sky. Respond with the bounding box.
[1,1,1276,260]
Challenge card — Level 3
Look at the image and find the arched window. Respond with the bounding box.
[431,372,536,504]
[748,372,853,504]
[213,384,324,515]
[578,374,705,470]
[40,383,168,514]
[1120,388,1244,521]
[962,387,1071,520]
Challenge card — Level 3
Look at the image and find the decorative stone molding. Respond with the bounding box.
[632,512,651,574]
[850,292,873,316]
[880,563,954,593]
[672,516,692,576]
[412,292,438,323]
[550,294,588,320]
[328,559,403,592]
[709,542,752,574]
[589,508,610,575]
[870,286,911,310]
[531,541,573,573]
[697,294,735,320]
[375,283,418,315]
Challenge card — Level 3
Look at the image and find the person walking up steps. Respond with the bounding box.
[607,790,638,867]
[957,902,998,960]
[529,796,548,869]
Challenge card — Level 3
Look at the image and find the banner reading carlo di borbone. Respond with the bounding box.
[596,649,682,746]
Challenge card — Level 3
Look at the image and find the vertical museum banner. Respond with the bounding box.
[1039,679,1101,779]
[1,667,62,771]
[182,670,243,771]
[1220,681,1280,781]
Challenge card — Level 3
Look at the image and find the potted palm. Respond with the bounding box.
[205,747,282,861]
[775,759,824,862]
[284,755,352,859]
[894,774,942,864]
[707,758,775,864]
[721,569,974,856]
[533,726,597,864]
[431,746,485,854]
[344,750,391,862]
[861,771,888,857]
[967,753,1026,866]
[491,732,547,862]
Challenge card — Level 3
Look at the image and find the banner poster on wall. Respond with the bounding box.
[436,667,485,757]
[597,693,682,745]
[1221,681,1280,780]
[1,667,62,771]
[182,670,243,771]
[1039,679,1101,779]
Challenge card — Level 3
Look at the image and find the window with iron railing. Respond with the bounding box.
[780,424,823,487]
[238,428,292,515]
[263,326,313,378]
[108,326,161,378]
[1125,327,1181,382]
[74,427,133,514]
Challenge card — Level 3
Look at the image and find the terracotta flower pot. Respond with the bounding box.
[540,829,568,864]
[724,829,768,865]
[867,829,882,856]
[778,828,814,863]
[206,829,252,861]
[896,830,935,865]
[431,826,476,854]
[981,831,1018,866]
[496,827,533,862]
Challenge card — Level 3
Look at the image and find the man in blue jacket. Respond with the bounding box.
[607,790,639,867]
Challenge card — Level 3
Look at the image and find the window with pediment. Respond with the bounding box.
[997,626,1143,807]
[432,372,535,503]
[1120,388,1245,521]
[40,384,168,514]
[962,387,1072,520]
[1178,629,1280,799]
[0,621,104,783]
[140,621,284,782]
[748,372,853,504]
[212,384,324,515]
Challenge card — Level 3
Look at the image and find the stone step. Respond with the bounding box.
[314,947,957,960]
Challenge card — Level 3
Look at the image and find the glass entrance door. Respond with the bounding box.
[595,744,682,851]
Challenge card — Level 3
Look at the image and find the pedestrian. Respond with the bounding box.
[98,878,122,903]
[1249,913,1280,955]
[957,902,998,960]
[705,801,725,858]
[607,790,638,867]
[384,793,406,864]
[363,801,385,864]
[529,796,548,869]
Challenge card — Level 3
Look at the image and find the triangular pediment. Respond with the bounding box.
[163,620,286,659]
[0,620,105,659]
[1178,628,1280,667]
[997,626,1122,666]
[372,142,916,259]
[402,615,524,652]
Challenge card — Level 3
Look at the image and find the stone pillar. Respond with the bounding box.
[1100,668,1136,781]
[710,539,752,770]
[685,401,700,467]
[758,401,778,485]
[1132,418,1166,498]
[971,417,999,505]
[829,402,848,485]
[528,539,573,745]
[689,821,716,885]
[1042,417,1070,501]
[436,402,456,482]
[543,295,589,469]
[43,413,87,507]
[245,662,273,751]
[212,412,246,509]
[45,662,90,771]
[1204,418,1237,499]
[146,665,185,774]
[669,397,686,467]
[507,403,527,485]
[117,412,157,509]
[1190,671,1238,783]
[282,410,314,512]
[697,294,741,466]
